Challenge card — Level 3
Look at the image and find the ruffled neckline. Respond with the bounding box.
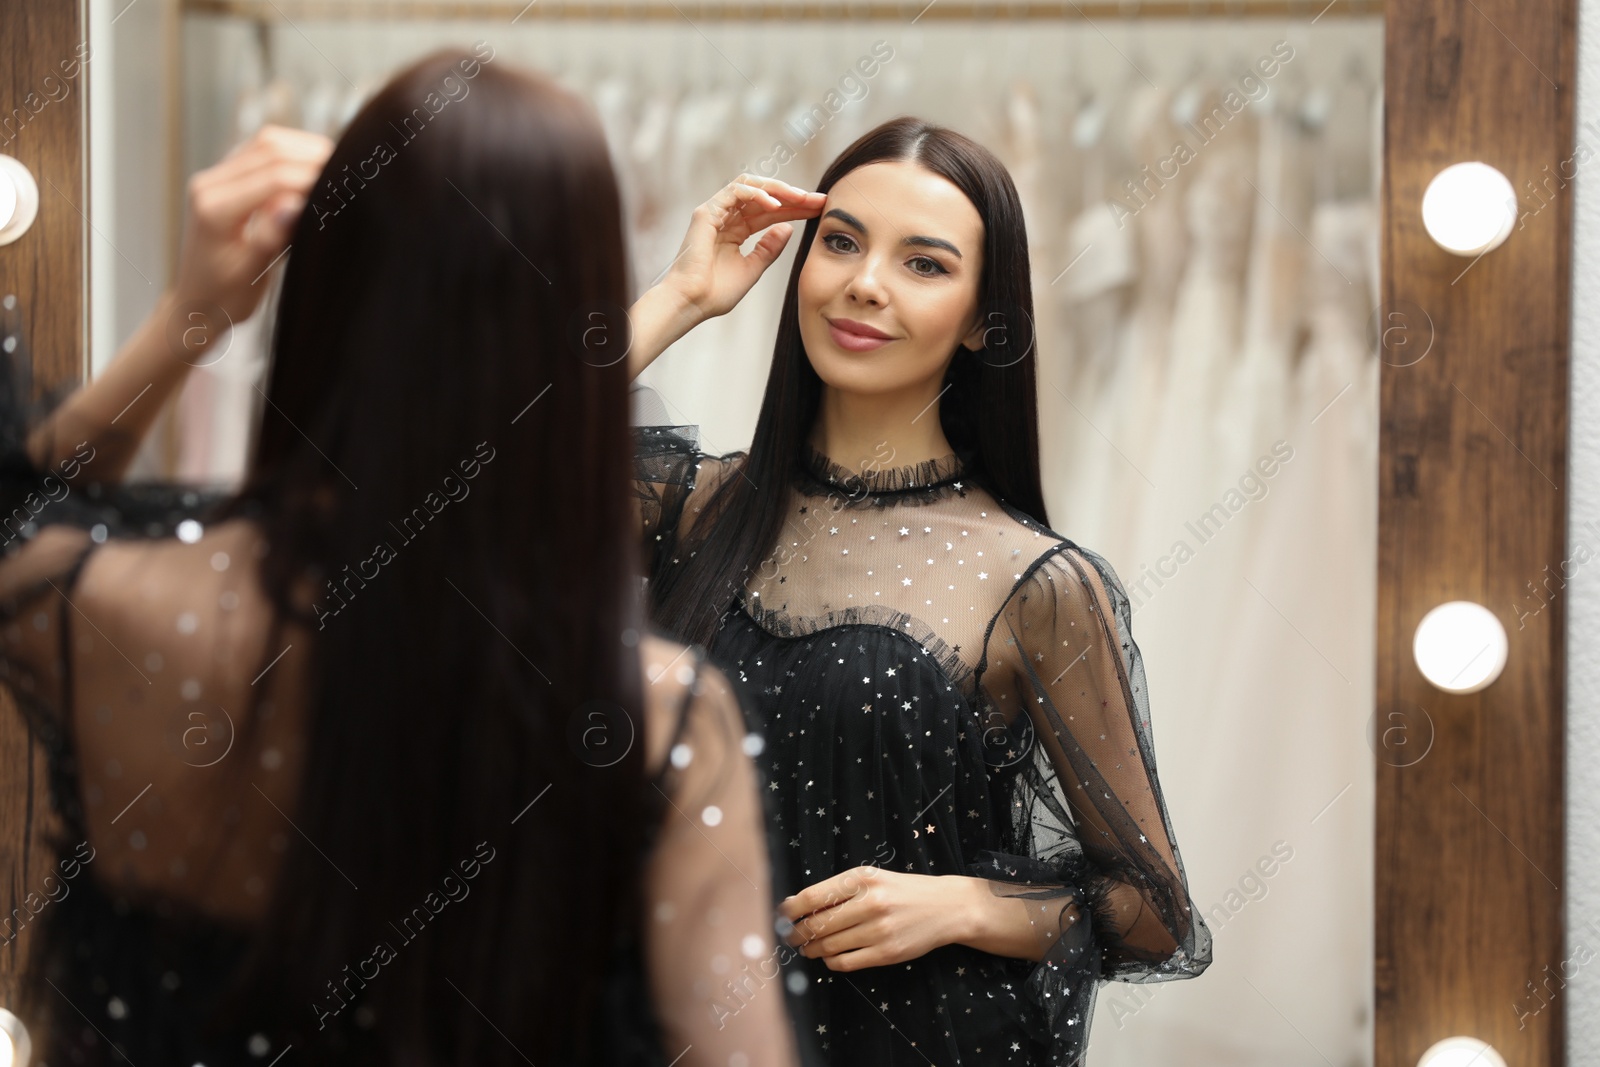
[797,442,968,497]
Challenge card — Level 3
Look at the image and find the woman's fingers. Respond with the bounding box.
[803,918,877,960]
[703,174,825,235]
[733,172,822,201]
[245,188,309,254]
[742,223,793,270]
[195,158,326,236]
[193,127,332,234]
[204,126,333,202]
[792,890,868,944]
[219,124,335,169]
[704,182,782,229]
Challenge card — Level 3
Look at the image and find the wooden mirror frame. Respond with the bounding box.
[1378,0,1572,1063]
[0,1,1576,1064]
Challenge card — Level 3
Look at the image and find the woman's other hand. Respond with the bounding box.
[661,173,825,321]
[173,124,333,325]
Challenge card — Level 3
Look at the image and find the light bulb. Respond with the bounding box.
[1417,1036,1508,1067]
[0,156,38,247]
[0,168,14,234]
[1413,600,1508,694]
[0,1007,27,1067]
[1421,162,1517,257]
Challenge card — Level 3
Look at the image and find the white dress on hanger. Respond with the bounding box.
[1215,92,1313,501]
[1161,194,1377,1066]
[1130,92,1258,590]
[1091,84,1199,564]
[1049,89,1137,554]
[1092,87,1377,1064]
[626,89,680,295]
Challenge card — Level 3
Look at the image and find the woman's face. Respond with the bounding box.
[797,160,987,397]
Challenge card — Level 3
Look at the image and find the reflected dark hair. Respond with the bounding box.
[649,116,1047,648]
[216,49,645,1064]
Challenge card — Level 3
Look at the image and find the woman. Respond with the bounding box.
[0,49,806,1067]
[624,117,1213,1064]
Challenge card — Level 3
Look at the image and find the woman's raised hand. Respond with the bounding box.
[172,124,334,326]
[659,173,826,321]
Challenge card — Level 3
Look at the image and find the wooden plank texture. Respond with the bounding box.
[1378,0,1574,1063]
[0,0,86,1022]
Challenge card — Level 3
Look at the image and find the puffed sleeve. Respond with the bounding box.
[633,424,702,546]
[632,424,746,579]
[972,541,1212,1058]
[641,653,818,1067]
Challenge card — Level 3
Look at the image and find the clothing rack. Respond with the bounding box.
[183,0,1385,20]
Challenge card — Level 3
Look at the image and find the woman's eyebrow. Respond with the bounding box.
[822,207,964,259]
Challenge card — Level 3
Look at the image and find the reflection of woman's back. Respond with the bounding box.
[9,541,729,1062]
[2,48,803,1067]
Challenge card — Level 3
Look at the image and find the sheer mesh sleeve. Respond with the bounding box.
[632,425,746,578]
[642,654,806,1067]
[972,541,1212,1056]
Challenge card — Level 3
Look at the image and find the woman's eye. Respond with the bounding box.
[823,232,857,253]
[909,256,947,277]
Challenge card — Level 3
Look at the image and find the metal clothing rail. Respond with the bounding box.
[182,0,1386,21]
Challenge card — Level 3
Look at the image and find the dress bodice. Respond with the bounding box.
[635,426,1214,1066]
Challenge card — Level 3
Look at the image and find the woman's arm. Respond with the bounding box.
[28,125,331,478]
[626,173,825,382]
[777,863,1075,972]
[775,864,1065,970]
[625,284,706,382]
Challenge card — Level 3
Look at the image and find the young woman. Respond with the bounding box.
[0,50,806,1067]
[624,118,1214,1065]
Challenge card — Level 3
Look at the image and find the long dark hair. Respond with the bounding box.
[649,116,1047,649]
[214,49,646,1064]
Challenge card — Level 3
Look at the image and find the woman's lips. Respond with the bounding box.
[827,319,895,352]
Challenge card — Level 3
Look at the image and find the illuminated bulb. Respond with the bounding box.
[0,1007,28,1067]
[0,157,37,247]
[0,168,14,234]
[1417,1036,1508,1067]
[1413,601,1509,694]
[1421,162,1517,257]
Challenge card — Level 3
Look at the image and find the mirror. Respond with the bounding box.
[87,2,1383,1062]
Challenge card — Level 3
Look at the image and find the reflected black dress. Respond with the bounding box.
[636,426,1213,1067]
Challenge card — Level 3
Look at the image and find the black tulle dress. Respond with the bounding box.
[636,425,1214,1067]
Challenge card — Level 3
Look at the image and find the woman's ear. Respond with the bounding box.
[960,311,989,352]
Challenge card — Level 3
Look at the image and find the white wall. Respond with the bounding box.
[1569,1,1600,1061]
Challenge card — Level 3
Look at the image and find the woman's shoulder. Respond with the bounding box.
[962,504,1134,634]
[955,494,1087,586]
